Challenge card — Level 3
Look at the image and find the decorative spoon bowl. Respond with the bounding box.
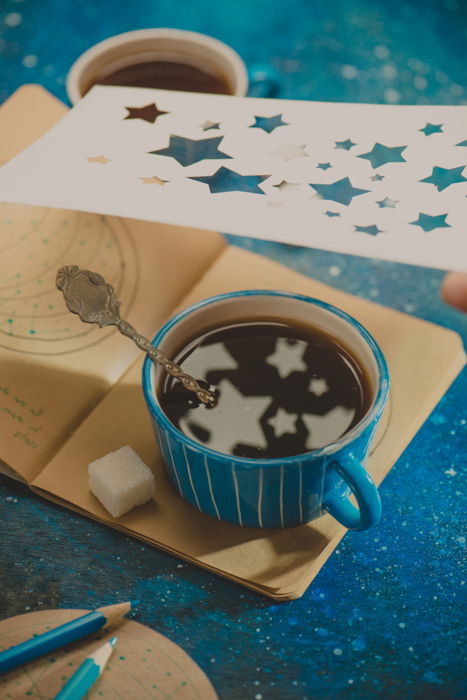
[56,265,216,406]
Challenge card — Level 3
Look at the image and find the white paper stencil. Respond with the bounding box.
[0,85,466,271]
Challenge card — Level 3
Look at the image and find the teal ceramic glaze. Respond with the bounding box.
[143,291,389,531]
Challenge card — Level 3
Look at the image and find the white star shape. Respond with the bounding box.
[266,338,307,378]
[200,120,221,131]
[268,407,299,437]
[309,377,329,397]
[302,406,355,449]
[271,143,307,161]
[444,468,457,476]
[272,180,302,193]
[180,342,237,377]
[179,378,270,454]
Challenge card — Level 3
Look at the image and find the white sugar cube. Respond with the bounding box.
[88,446,155,518]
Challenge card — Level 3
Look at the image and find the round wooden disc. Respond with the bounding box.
[0,609,217,699]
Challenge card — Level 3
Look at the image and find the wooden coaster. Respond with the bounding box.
[0,609,217,699]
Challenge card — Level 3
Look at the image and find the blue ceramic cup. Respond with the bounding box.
[143,291,389,531]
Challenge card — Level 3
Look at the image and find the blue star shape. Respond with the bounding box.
[420,165,466,191]
[309,177,369,205]
[190,167,269,194]
[325,210,340,217]
[456,140,467,147]
[317,162,332,170]
[377,197,398,208]
[410,212,450,232]
[354,224,383,236]
[335,139,356,151]
[149,135,231,167]
[358,143,407,169]
[371,174,385,182]
[419,123,443,136]
[250,114,289,133]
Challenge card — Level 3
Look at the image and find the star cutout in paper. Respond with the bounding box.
[419,122,443,136]
[251,114,289,133]
[420,165,466,191]
[266,338,307,378]
[124,103,168,123]
[200,120,221,131]
[273,181,301,193]
[410,212,450,232]
[377,196,398,208]
[309,177,370,205]
[271,143,307,161]
[317,162,332,170]
[354,224,383,236]
[268,408,299,438]
[86,156,111,164]
[150,135,231,167]
[179,379,270,454]
[335,139,356,151]
[190,167,269,194]
[140,176,167,185]
[456,140,467,147]
[358,142,407,169]
[325,210,340,217]
[371,174,385,182]
[309,377,329,397]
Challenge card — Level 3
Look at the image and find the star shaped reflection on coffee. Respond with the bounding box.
[180,379,271,455]
[164,329,366,459]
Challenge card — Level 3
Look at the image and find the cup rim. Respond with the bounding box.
[142,290,390,467]
[66,27,249,103]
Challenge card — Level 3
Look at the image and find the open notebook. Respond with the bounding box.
[0,86,464,599]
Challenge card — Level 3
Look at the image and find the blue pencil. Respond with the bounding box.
[54,636,117,700]
[0,601,136,674]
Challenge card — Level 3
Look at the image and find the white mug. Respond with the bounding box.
[66,28,249,104]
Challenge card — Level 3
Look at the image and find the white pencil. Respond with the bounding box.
[53,636,117,700]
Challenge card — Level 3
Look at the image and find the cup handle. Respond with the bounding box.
[247,64,280,97]
[323,454,382,531]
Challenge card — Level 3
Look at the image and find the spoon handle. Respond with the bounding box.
[116,319,215,406]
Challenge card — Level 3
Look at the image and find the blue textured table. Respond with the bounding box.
[0,1,466,698]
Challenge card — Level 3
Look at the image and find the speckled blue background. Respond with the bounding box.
[0,1,466,698]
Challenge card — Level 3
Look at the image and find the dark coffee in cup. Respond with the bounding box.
[159,318,372,459]
[93,60,232,94]
[66,30,248,103]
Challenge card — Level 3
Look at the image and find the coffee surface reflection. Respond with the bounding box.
[159,320,372,459]
[94,60,231,94]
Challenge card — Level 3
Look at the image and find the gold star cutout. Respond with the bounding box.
[140,176,168,185]
[86,155,112,164]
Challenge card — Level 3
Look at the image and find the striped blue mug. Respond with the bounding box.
[142,291,389,531]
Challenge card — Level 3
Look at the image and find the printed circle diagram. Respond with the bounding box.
[0,203,139,355]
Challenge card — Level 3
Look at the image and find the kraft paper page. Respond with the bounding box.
[32,246,465,599]
[0,86,225,482]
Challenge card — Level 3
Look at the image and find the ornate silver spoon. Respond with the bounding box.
[56,265,216,406]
